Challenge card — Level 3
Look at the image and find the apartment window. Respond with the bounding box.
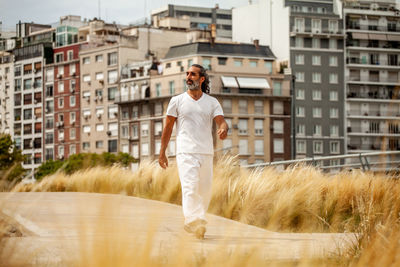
[273,101,284,115]
[15,79,21,91]
[313,141,323,154]
[156,83,161,96]
[202,58,211,70]
[312,90,321,100]
[58,97,64,108]
[58,81,64,93]
[234,59,243,67]
[59,113,64,122]
[96,124,104,132]
[225,118,232,135]
[108,140,117,153]
[296,89,305,100]
[255,140,264,155]
[312,73,321,83]
[107,52,117,66]
[330,108,338,118]
[218,57,227,65]
[222,99,232,114]
[169,81,175,95]
[140,143,149,156]
[273,120,283,134]
[70,96,76,107]
[108,70,118,84]
[96,72,104,80]
[132,106,139,119]
[83,125,91,133]
[58,146,64,157]
[312,38,320,48]
[239,99,247,114]
[297,140,306,153]
[329,39,337,49]
[121,125,129,138]
[273,138,284,153]
[239,139,248,155]
[296,72,304,82]
[330,141,340,154]
[238,119,248,135]
[67,50,74,61]
[70,128,76,140]
[294,18,304,32]
[108,87,117,100]
[296,124,305,136]
[329,20,338,33]
[154,121,163,136]
[131,143,139,158]
[108,105,118,119]
[313,107,322,118]
[294,37,303,48]
[141,123,149,137]
[264,61,272,73]
[249,60,257,67]
[55,53,64,63]
[273,81,282,96]
[70,79,76,91]
[69,145,76,155]
[295,54,304,65]
[296,106,305,117]
[329,56,338,66]
[254,119,264,135]
[312,55,321,66]
[330,125,339,137]
[95,54,103,62]
[70,112,76,123]
[329,73,338,84]
[24,79,32,90]
[83,75,90,82]
[154,103,162,116]
[313,124,322,136]
[94,141,103,149]
[312,19,321,33]
[96,107,104,118]
[329,91,338,101]
[108,123,118,136]
[254,100,263,114]
[82,142,90,150]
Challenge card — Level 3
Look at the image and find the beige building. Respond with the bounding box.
[0,52,12,135]
[116,41,292,165]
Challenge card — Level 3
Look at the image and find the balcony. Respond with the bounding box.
[291,26,343,35]
[346,76,399,85]
[346,57,400,68]
[347,108,400,118]
[347,91,400,101]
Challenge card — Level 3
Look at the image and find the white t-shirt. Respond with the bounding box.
[166,92,224,155]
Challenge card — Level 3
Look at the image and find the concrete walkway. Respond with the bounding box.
[0,192,355,266]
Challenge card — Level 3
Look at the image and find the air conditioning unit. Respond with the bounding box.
[106,130,112,136]
[56,122,60,127]
[114,112,118,117]
[84,114,90,119]
[57,74,62,79]
[86,97,90,102]
[233,124,238,129]
[70,88,75,93]
[94,96,98,102]
[71,121,75,126]
[99,79,104,84]
[72,72,76,76]
[58,154,64,160]
[60,122,64,127]
[97,113,102,118]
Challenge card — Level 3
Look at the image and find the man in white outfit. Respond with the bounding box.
[159,64,228,239]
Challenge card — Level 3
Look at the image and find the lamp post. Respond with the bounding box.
[291,74,296,159]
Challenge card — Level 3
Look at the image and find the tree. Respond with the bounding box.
[0,134,26,189]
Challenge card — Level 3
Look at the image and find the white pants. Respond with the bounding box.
[176,153,213,225]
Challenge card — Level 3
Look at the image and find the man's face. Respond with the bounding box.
[186,66,204,91]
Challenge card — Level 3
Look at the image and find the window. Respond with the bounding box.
[330,125,339,137]
[255,140,264,155]
[121,125,129,138]
[329,20,338,33]
[312,55,321,66]
[107,52,117,66]
[313,141,323,154]
[296,89,305,99]
[132,106,138,119]
[254,119,264,135]
[312,38,320,48]
[313,124,322,136]
[312,19,321,33]
[297,140,306,153]
[238,119,248,135]
[55,53,64,63]
[329,39,337,49]
[295,54,304,65]
[312,90,321,100]
[296,106,305,117]
[70,96,75,107]
[296,124,305,136]
[312,72,321,83]
[294,37,303,48]
[67,50,74,61]
[154,121,162,136]
[225,118,232,135]
[273,81,282,96]
[108,105,118,119]
[156,83,161,97]
[96,124,104,132]
[313,107,322,118]
[169,81,175,95]
[70,128,76,140]
[108,87,117,100]
[329,73,338,84]
[83,125,91,133]
[83,74,91,82]
[273,120,284,134]
[234,59,242,67]
[330,91,338,101]
[155,103,162,115]
[202,58,211,70]
[95,54,103,62]
[141,123,149,137]
[96,72,104,80]
[238,99,247,114]
[249,60,257,67]
[296,72,304,82]
[58,146,64,157]
[83,142,90,150]
[330,108,338,118]
[254,100,263,114]
[132,124,139,139]
[108,70,118,84]
[273,139,284,153]
[70,79,76,91]
[58,97,64,108]
[218,57,227,65]
[58,81,64,93]
[94,141,103,149]
[70,112,76,123]
[329,56,338,66]
[273,101,284,115]
[264,61,272,73]
[294,18,304,32]
[83,57,90,64]
[330,141,340,154]
[223,139,232,150]
[239,139,248,155]
[108,140,117,153]
[24,79,32,90]
[108,123,118,136]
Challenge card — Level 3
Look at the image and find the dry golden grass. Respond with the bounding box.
[8,155,400,266]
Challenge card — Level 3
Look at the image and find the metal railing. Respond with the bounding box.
[244,151,400,172]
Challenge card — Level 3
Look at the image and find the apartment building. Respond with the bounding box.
[343,0,400,164]
[286,0,345,163]
[0,52,12,135]
[151,4,232,41]
[116,41,291,165]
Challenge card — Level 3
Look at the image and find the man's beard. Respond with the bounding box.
[186,79,200,90]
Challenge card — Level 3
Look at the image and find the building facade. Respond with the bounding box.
[0,52,12,135]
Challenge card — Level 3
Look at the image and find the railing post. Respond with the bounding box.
[363,155,371,171]
[359,153,366,171]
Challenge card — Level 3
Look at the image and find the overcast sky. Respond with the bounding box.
[0,0,250,30]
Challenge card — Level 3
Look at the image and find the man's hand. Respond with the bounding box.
[217,128,227,140]
[159,153,169,169]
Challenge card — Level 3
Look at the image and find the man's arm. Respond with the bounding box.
[159,115,176,169]
[214,115,228,140]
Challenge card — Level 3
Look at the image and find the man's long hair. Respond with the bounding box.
[191,64,210,94]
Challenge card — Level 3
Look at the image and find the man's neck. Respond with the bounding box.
[187,89,203,100]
